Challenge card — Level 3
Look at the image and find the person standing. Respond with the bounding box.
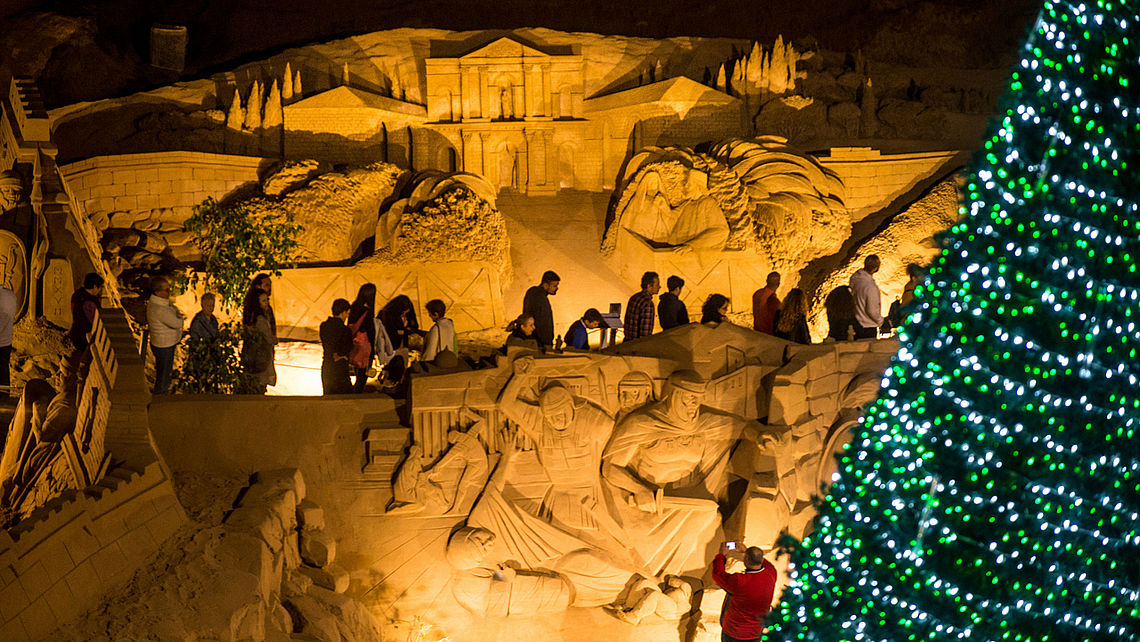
[188,292,220,342]
[824,286,858,341]
[0,285,17,396]
[68,272,104,352]
[249,273,277,340]
[564,308,604,350]
[422,299,457,362]
[241,289,277,392]
[712,542,778,642]
[146,276,185,395]
[522,270,559,349]
[657,275,689,330]
[623,271,659,341]
[751,272,781,335]
[850,255,886,339]
[774,288,811,344]
[348,284,378,393]
[320,299,353,395]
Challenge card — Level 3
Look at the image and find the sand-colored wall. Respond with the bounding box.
[0,461,186,642]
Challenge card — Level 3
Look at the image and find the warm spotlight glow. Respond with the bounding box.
[267,341,324,396]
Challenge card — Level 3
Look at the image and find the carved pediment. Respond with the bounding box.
[461,36,552,60]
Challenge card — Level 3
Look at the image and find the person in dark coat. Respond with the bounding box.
[500,314,539,354]
[774,288,811,344]
[380,295,417,350]
[522,270,559,349]
[68,272,103,352]
[824,286,858,341]
[657,275,689,330]
[700,293,730,324]
[348,284,378,393]
[188,292,220,342]
[320,299,353,395]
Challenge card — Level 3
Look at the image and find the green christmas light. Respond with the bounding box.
[768,0,1140,640]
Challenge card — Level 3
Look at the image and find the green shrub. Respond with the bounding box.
[172,322,261,394]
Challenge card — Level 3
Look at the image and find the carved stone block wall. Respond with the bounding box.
[817,148,964,222]
[58,151,265,233]
[0,460,186,642]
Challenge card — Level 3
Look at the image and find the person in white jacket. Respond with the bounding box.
[147,276,185,394]
[422,299,457,362]
[849,255,885,339]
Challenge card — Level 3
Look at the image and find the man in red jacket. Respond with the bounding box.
[712,541,778,642]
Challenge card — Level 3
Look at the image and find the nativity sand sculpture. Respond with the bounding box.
[386,322,899,632]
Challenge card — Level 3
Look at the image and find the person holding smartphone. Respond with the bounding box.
[712,540,778,642]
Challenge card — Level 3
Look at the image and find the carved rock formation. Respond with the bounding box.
[242,161,404,263]
[367,170,510,278]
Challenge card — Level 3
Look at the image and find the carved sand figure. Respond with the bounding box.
[605,575,694,625]
[389,424,489,516]
[615,370,655,422]
[0,354,87,518]
[602,369,761,576]
[496,355,614,532]
[603,138,848,272]
[446,526,635,615]
[0,170,23,215]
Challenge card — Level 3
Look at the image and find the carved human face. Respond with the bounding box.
[544,406,574,431]
[469,528,495,557]
[618,384,651,410]
[667,388,702,424]
[448,527,498,569]
[0,185,21,212]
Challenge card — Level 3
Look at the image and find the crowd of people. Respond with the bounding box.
[518,255,923,353]
[53,256,922,399]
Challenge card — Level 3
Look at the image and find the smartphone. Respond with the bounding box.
[725,541,737,551]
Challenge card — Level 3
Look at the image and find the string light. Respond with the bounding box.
[768,1,1140,640]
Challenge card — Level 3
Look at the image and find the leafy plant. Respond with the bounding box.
[172,322,261,394]
[180,197,301,308]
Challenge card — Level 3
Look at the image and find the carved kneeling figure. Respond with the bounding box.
[605,575,695,625]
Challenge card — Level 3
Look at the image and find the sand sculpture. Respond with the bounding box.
[604,137,848,272]
[387,322,897,629]
[0,313,115,524]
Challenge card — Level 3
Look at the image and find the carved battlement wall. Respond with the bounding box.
[0,460,186,642]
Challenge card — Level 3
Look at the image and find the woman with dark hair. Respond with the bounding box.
[700,294,730,324]
[249,273,277,335]
[824,286,858,341]
[241,288,277,392]
[774,288,811,344]
[500,314,539,353]
[380,294,418,350]
[348,284,378,392]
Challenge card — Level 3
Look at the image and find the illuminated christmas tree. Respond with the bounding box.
[770,1,1140,640]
